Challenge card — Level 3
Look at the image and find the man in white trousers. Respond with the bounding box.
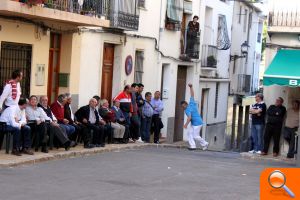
[181,83,209,150]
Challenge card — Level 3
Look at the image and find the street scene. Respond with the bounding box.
[0,0,300,199]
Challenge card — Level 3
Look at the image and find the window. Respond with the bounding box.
[257,33,262,43]
[134,51,144,83]
[138,0,145,8]
[214,83,219,118]
[238,6,242,24]
[165,0,184,31]
[243,9,248,32]
[0,42,32,98]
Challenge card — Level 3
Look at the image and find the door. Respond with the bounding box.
[0,42,32,97]
[174,66,187,142]
[101,44,114,104]
[47,33,61,104]
[200,88,209,137]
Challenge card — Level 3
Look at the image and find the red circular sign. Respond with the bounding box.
[125,55,133,76]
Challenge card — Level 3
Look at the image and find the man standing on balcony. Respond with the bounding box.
[0,69,23,112]
[186,16,199,57]
[181,84,209,151]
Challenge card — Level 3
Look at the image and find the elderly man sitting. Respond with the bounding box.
[99,99,125,143]
[75,98,106,148]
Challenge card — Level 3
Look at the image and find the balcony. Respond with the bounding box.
[108,0,139,30]
[0,0,109,27]
[268,10,300,33]
[180,29,200,61]
[201,45,218,68]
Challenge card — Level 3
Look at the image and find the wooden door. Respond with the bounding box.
[101,44,114,104]
[47,33,61,104]
[174,66,187,142]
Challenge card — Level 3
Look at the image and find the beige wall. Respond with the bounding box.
[0,19,50,96]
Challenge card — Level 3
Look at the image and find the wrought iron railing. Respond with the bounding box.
[180,29,201,59]
[268,11,300,27]
[236,74,251,93]
[201,45,218,68]
[15,0,140,30]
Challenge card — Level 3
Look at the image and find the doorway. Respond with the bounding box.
[47,33,61,104]
[200,88,209,137]
[101,43,114,104]
[174,66,187,142]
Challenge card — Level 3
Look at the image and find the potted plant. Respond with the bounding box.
[207,55,217,67]
[24,0,45,6]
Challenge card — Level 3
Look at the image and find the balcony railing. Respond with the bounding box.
[12,0,140,30]
[236,74,251,93]
[268,11,300,27]
[180,29,200,60]
[108,0,139,30]
[201,45,218,68]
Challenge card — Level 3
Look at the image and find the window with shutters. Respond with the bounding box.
[134,51,144,83]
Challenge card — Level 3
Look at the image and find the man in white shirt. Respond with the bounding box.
[26,95,49,153]
[0,98,33,156]
[0,69,23,112]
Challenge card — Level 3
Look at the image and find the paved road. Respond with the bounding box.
[0,147,294,200]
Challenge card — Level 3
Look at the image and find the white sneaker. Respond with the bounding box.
[202,142,209,151]
[136,138,144,143]
[256,151,262,155]
[248,150,255,154]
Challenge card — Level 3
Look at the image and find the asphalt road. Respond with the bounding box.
[0,147,294,200]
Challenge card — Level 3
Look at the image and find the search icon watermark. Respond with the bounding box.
[268,170,295,198]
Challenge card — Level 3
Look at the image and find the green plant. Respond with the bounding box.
[207,55,217,66]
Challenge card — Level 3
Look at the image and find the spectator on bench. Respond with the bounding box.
[111,100,130,143]
[38,96,75,151]
[51,94,76,139]
[99,99,125,144]
[26,95,49,153]
[75,98,106,148]
[0,98,34,156]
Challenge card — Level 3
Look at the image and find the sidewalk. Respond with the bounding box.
[0,143,148,167]
[240,152,297,164]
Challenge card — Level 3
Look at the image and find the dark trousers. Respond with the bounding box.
[284,127,298,158]
[84,124,104,145]
[47,124,69,146]
[152,114,161,143]
[263,123,282,154]
[130,115,141,140]
[141,117,152,143]
[28,122,48,149]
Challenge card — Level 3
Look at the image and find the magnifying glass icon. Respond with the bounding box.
[268,170,295,198]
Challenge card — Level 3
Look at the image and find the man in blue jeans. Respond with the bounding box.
[141,92,154,143]
[249,93,266,154]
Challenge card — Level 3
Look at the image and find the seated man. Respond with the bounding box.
[25,95,49,153]
[0,98,34,156]
[111,100,130,143]
[51,94,76,138]
[64,93,83,143]
[75,98,106,148]
[38,96,75,150]
[99,99,125,143]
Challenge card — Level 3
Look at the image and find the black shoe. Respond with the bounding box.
[64,141,71,151]
[70,141,76,148]
[41,146,49,153]
[188,148,196,151]
[23,148,34,155]
[84,144,95,149]
[94,144,101,148]
[100,143,105,147]
[12,149,22,156]
[287,155,294,159]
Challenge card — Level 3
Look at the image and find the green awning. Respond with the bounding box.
[263,49,300,87]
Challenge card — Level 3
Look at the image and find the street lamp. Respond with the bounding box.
[230,41,249,61]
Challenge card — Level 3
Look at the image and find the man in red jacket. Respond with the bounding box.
[51,94,75,138]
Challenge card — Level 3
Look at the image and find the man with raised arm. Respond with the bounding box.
[181,84,209,150]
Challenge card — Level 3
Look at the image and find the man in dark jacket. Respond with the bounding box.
[75,98,106,148]
[262,97,286,157]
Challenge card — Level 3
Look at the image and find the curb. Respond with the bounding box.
[240,152,296,164]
